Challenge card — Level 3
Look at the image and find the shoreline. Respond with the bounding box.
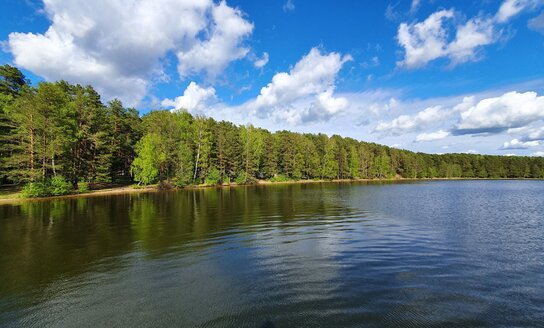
[1,177,543,205]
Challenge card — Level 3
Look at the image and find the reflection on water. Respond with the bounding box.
[1,181,543,327]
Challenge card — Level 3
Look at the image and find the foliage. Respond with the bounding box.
[2,65,544,191]
[235,170,256,185]
[78,181,90,193]
[49,176,71,196]
[205,167,222,185]
[21,181,49,198]
[21,176,71,198]
[269,174,290,182]
[131,133,163,185]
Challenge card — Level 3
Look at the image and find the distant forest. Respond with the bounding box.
[1,64,544,195]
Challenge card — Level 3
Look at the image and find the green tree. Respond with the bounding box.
[192,116,212,182]
[239,124,264,178]
[322,137,339,179]
[131,133,164,185]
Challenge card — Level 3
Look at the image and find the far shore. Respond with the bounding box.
[1,177,543,205]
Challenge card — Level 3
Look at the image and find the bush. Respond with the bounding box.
[235,171,256,185]
[204,168,222,185]
[21,176,71,198]
[269,174,290,182]
[49,176,71,196]
[78,181,90,193]
[21,181,49,198]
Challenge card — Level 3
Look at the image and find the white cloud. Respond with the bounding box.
[454,91,544,134]
[160,47,352,125]
[8,0,253,106]
[362,56,380,68]
[528,11,544,34]
[410,0,421,15]
[397,9,455,68]
[500,138,541,149]
[395,0,539,69]
[415,129,450,142]
[496,0,541,22]
[523,126,544,140]
[250,47,352,123]
[177,1,253,79]
[452,96,476,112]
[253,52,269,68]
[161,82,216,112]
[531,151,544,156]
[283,0,295,12]
[374,106,448,135]
[447,17,497,65]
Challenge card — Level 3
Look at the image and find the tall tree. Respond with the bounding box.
[192,116,212,182]
[131,133,164,185]
[239,124,264,178]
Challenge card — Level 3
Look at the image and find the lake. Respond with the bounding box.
[1,180,543,327]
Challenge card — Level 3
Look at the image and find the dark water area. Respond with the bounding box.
[0,180,543,327]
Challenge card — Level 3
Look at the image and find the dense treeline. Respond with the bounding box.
[1,65,543,196]
[0,65,141,196]
[130,111,544,186]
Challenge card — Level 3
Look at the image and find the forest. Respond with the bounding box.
[1,64,544,197]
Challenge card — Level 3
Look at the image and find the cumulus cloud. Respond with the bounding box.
[522,126,544,140]
[500,138,541,149]
[415,129,450,142]
[8,0,253,106]
[161,82,217,112]
[454,91,544,134]
[160,47,351,125]
[396,10,455,68]
[250,47,352,124]
[374,106,449,135]
[396,9,499,68]
[177,1,253,79]
[396,0,544,69]
[531,151,544,156]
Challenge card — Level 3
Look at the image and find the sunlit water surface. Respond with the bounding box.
[1,180,543,327]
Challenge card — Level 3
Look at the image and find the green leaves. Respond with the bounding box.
[131,133,163,185]
[2,65,544,190]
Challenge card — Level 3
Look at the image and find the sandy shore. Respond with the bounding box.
[0,177,541,205]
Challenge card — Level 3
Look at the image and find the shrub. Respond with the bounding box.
[49,176,71,196]
[205,168,222,185]
[21,181,48,198]
[269,174,290,182]
[78,181,90,193]
[235,171,256,185]
[21,176,71,198]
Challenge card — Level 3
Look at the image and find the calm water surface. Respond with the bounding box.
[1,180,543,327]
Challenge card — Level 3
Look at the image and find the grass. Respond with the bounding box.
[0,185,22,199]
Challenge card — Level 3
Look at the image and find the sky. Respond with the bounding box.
[1,0,544,156]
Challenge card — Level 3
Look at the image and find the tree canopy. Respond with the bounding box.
[1,64,543,193]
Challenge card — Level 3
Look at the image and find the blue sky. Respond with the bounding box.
[2,0,544,156]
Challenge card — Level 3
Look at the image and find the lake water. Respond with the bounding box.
[0,180,543,327]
